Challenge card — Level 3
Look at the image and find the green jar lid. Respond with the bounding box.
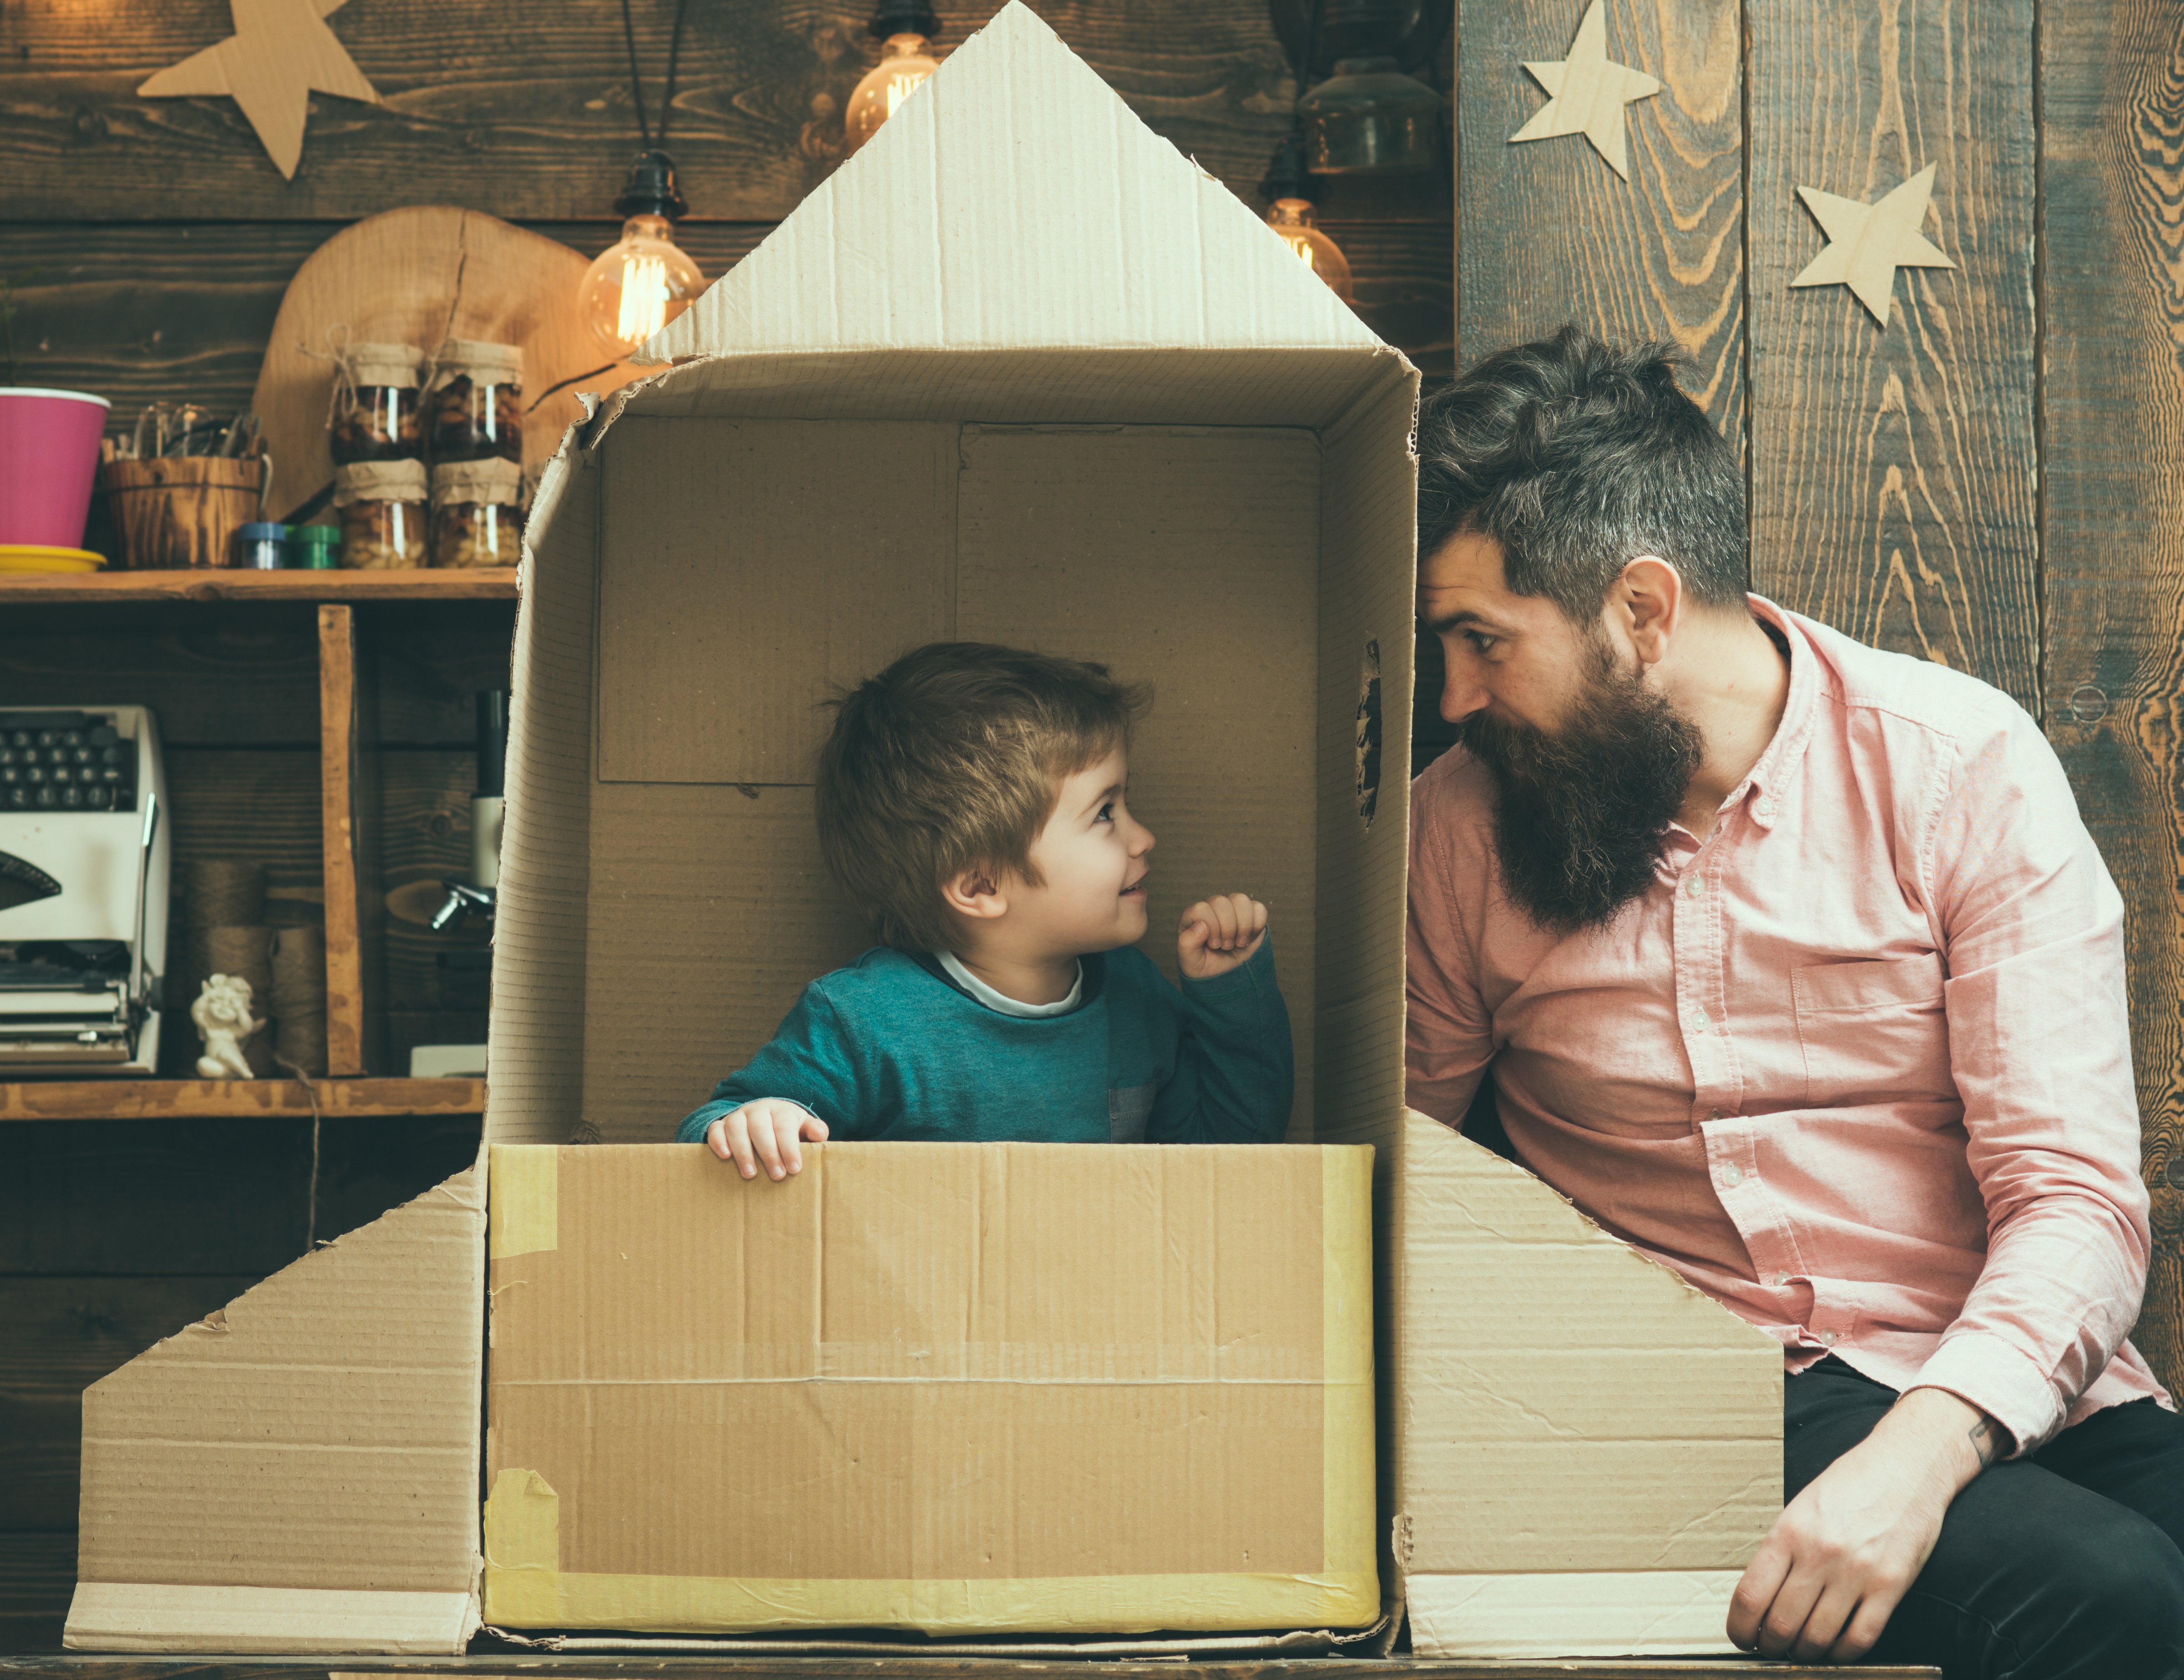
[292,524,341,545]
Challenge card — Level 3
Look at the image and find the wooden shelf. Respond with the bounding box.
[0,1076,486,1121]
[0,568,518,604]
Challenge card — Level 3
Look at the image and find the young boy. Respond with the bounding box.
[674,642,1293,1176]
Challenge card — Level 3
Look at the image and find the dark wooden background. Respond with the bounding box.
[4,0,2183,1654]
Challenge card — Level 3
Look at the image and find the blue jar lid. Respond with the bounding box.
[238,522,290,539]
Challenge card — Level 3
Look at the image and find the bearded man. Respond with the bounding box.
[1405,327,2184,1676]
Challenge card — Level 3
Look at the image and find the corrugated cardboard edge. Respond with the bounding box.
[64,1585,477,1655]
[481,1145,1380,1636]
[1387,1110,1781,1658]
[65,1159,489,1654]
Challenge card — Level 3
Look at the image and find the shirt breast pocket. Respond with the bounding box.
[1793,953,1951,1107]
[1108,1083,1156,1143]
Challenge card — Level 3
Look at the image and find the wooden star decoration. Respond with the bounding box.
[1791,164,1956,326]
[1509,0,1661,182]
[139,0,380,180]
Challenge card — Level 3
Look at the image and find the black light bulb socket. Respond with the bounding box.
[867,0,939,39]
[1260,128,1318,205]
[613,149,689,221]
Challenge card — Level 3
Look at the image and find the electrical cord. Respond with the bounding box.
[617,0,692,153]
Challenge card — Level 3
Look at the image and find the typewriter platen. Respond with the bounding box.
[0,707,170,1074]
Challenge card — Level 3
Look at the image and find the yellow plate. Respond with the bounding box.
[0,545,105,573]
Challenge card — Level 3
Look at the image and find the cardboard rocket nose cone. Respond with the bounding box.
[646,0,1378,365]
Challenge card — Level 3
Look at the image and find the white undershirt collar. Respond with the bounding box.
[937,950,1083,1018]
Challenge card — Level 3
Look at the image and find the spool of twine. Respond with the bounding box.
[268,925,326,1019]
[180,860,266,929]
[274,1011,329,1079]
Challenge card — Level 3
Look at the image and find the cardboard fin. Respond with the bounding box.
[647,1,1376,363]
[66,1160,488,1654]
[1388,1111,1782,1655]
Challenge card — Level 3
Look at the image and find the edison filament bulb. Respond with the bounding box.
[580,213,706,356]
[845,33,941,154]
[1265,198,1355,304]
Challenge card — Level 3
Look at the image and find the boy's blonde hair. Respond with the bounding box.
[816,642,1151,952]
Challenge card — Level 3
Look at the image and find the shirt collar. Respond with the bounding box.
[1727,593,1822,831]
[936,949,1084,1017]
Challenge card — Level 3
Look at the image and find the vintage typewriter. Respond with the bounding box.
[0,706,170,1074]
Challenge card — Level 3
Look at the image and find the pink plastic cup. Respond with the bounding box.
[0,387,112,550]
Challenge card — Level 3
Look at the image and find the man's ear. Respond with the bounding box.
[940,867,1009,922]
[1615,555,1683,666]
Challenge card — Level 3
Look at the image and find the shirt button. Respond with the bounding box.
[1819,1329,1839,1348]
[1719,1163,1744,1188]
[1757,797,1777,817]
[1771,1270,1791,1287]
[1687,1009,1710,1034]
[1685,874,1704,898]
[1706,1108,1722,1122]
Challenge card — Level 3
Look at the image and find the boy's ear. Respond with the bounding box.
[941,867,1009,921]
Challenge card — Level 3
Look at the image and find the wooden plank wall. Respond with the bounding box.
[2040,0,2184,1389]
[1453,0,2182,1406]
[0,1,1454,432]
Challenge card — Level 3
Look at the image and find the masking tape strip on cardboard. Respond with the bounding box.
[487,1144,556,1258]
[482,1148,1378,1634]
[64,1583,478,1655]
[1403,1570,1744,1658]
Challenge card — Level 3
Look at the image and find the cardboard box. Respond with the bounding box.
[481,1141,1376,1634]
[66,2,1781,1656]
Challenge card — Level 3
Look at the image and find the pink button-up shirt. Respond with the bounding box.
[1405,596,2171,1454]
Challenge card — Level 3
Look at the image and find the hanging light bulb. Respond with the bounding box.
[1266,197,1354,303]
[581,150,707,355]
[1260,130,1355,305]
[843,2,942,155]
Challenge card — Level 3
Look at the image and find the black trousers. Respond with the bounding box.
[1786,1358,2184,1676]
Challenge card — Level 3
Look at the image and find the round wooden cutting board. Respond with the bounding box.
[251,206,652,521]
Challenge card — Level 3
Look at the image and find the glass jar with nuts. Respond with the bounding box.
[333,460,429,568]
[326,343,424,464]
[430,457,524,568]
[427,339,524,463]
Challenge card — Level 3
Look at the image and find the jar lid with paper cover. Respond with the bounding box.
[430,457,524,569]
[333,459,428,569]
[427,339,524,465]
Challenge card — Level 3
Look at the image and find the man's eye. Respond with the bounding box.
[1466,631,1499,655]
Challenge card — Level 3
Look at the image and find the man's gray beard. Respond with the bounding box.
[1455,638,1704,936]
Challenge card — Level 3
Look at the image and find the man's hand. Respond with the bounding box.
[1729,1385,2003,1663]
[1179,893,1268,980]
[704,1100,828,1180]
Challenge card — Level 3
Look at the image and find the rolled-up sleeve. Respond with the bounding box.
[1916,700,2151,1454]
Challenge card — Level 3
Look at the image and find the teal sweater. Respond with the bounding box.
[673,939,1292,1145]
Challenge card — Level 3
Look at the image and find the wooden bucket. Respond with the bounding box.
[101,457,267,570]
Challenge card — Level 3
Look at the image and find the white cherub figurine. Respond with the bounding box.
[192,973,265,1079]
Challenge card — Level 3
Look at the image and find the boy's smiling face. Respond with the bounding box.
[1010,745,1156,957]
